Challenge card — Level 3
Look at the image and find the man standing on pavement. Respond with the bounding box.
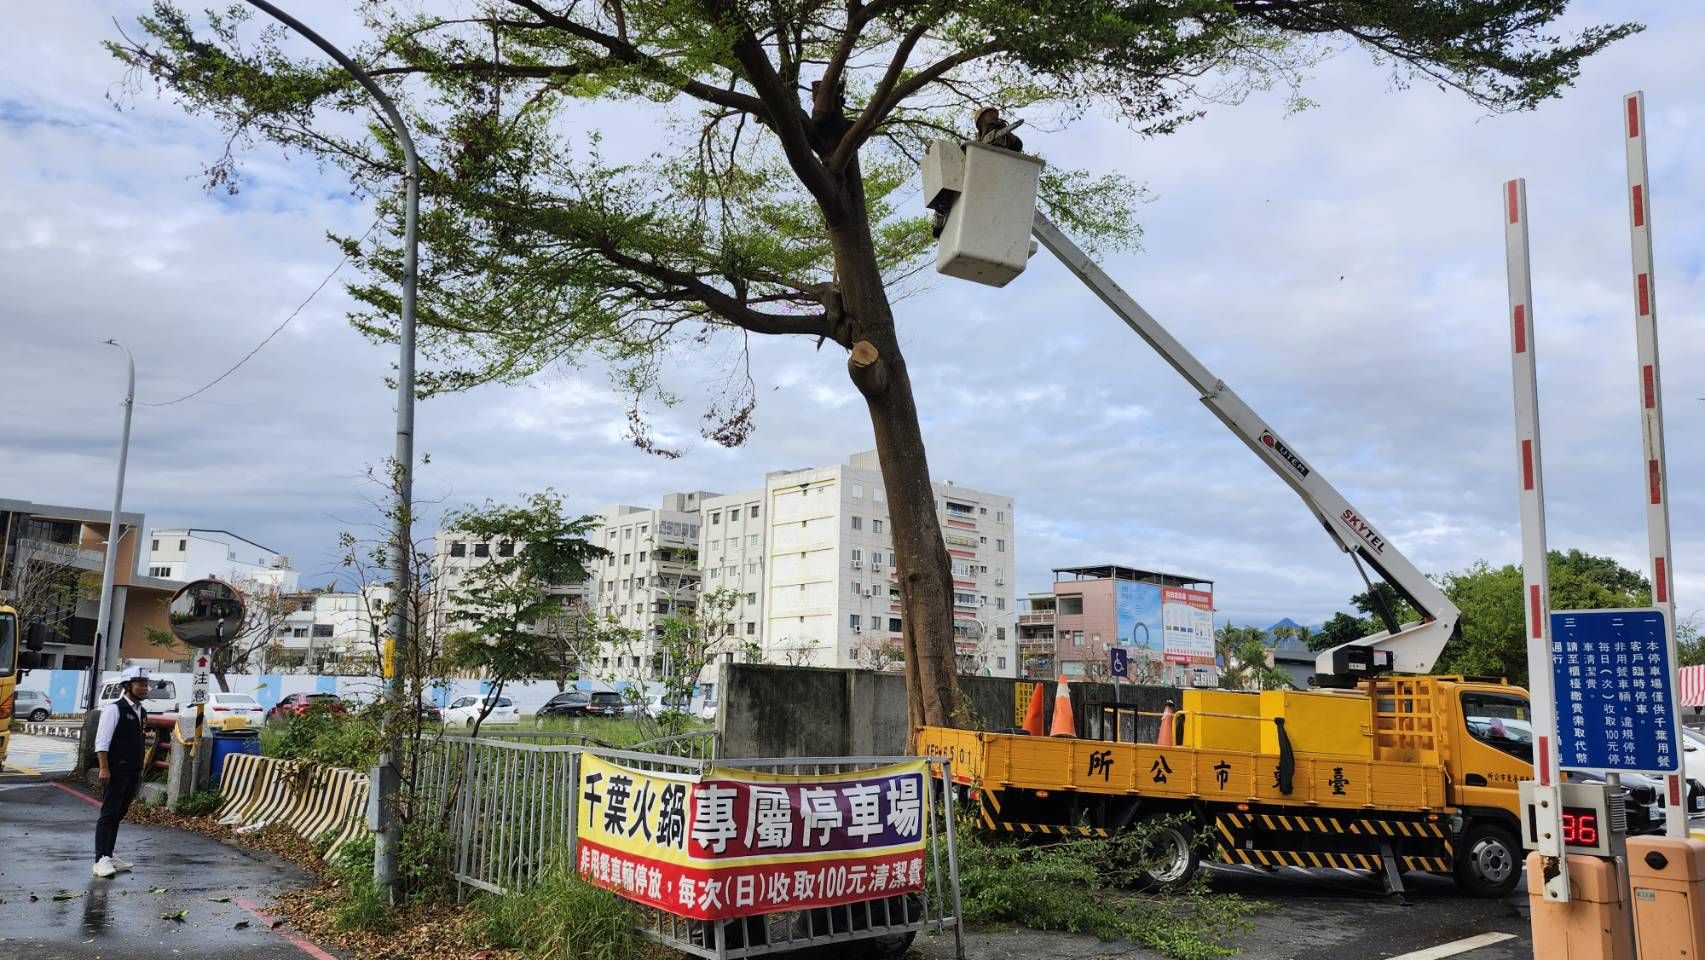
[93,665,150,878]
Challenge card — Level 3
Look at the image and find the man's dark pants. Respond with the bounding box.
[96,769,141,860]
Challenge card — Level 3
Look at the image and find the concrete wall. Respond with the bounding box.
[718,662,1180,759]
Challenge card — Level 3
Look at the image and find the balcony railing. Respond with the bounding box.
[16,537,105,571]
[1017,612,1055,625]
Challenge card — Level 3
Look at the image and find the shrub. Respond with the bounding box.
[475,860,641,960]
[265,709,385,771]
[171,790,223,818]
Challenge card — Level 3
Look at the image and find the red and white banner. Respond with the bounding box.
[576,754,928,920]
[1679,665,1705,708]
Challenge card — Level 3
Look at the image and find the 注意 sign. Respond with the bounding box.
[576,754,928,919]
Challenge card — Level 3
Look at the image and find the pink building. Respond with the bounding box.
[1027,564,1216,684]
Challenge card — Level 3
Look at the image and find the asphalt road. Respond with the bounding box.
[916,865,1530,960]
[0,778,337,960]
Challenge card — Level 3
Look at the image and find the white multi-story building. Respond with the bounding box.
[697,490,767,651]
[146,528,299,594]
[269,585,392,674]
[590,492,716,677]
[760,451,1017,675]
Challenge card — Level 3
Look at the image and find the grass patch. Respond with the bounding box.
[504,715,710,748]
[319,834,397,934]
[474,860,644,960]
[170,789,223,818]
[956,820,1258,960]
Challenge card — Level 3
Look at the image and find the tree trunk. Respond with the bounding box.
[829,165,961,734]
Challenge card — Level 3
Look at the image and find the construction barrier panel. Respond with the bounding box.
[216,753,369,862]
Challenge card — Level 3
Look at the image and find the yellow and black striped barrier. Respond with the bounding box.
[1213,809,1454,875]
[216,753,369,862]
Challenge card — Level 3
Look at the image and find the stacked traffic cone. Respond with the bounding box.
[1048,674,1076,738]
[1020,682,1047,736]
[1156,700,1176,746]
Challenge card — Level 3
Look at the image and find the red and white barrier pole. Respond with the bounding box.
[1504,177,1570,901]
[1621,91,1685,835]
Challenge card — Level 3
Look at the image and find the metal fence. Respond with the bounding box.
[415,738,962,960]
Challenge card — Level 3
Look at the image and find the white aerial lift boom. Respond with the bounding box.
[922,130,1460,683]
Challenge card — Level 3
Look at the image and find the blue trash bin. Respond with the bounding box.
[209,728,262,788]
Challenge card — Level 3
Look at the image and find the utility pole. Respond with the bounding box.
[88,339,135,710]
[239,0,419,900]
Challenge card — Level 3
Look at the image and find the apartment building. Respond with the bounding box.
[697,489,767,649]
[269,585,393,674]
[146,528,300,593]
[1016,592,1058,679]
[591,492,716,677]
[760,451,1017,675]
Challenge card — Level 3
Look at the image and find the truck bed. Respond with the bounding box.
[919,725,1449,813]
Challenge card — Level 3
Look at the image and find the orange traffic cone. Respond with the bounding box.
[1156,700,1176,746]
[1049,674,1076,738]
[1020,682,1047,736]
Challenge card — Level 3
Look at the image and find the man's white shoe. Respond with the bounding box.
[92,857,117,878]
[109,856,133,873]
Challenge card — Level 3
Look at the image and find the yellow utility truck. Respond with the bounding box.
[915,135,1567,897]
[920,675,1537,897]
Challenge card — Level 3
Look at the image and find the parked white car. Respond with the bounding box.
[443,695,522,728]
[204,691,267,726]
[98,678,179,716]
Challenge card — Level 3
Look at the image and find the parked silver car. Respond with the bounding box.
[13,688,51,722]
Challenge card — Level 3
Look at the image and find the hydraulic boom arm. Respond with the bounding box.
[1029,210,1460,680]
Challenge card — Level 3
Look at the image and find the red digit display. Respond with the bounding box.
[1561,807,1599,848]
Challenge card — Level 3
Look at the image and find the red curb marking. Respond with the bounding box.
[50,782,101,807]
[236,897,341,960]
[47,783,336,959]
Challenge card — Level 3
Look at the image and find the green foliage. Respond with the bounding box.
[171,789,223,817]
[444,491,606,734]
[956,822,1255,960]
[1215,624,1291,690]
[474,859,642,960]
[619,587,754,737]
[106,1,1635,446]
[1676,616,1704,668]
[324,834,397,933]
[264,709,385,771]
[1435,550,1650,684]
[1312,611,1369,651]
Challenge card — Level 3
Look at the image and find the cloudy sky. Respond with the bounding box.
[4,2,1700,631]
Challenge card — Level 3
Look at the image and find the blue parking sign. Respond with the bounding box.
[1551,608,1678,774]
[1110,646,1129,679]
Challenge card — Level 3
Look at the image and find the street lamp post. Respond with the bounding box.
[87,339,135,710]
[239,0,419,900]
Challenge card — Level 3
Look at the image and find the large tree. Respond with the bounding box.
[111,1,1632,729]
[1437,549,1654,685]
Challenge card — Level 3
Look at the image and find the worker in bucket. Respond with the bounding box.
[92,665,151,878]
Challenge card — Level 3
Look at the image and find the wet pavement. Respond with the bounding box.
[915,865,1531,960]
[0,779,339,959]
